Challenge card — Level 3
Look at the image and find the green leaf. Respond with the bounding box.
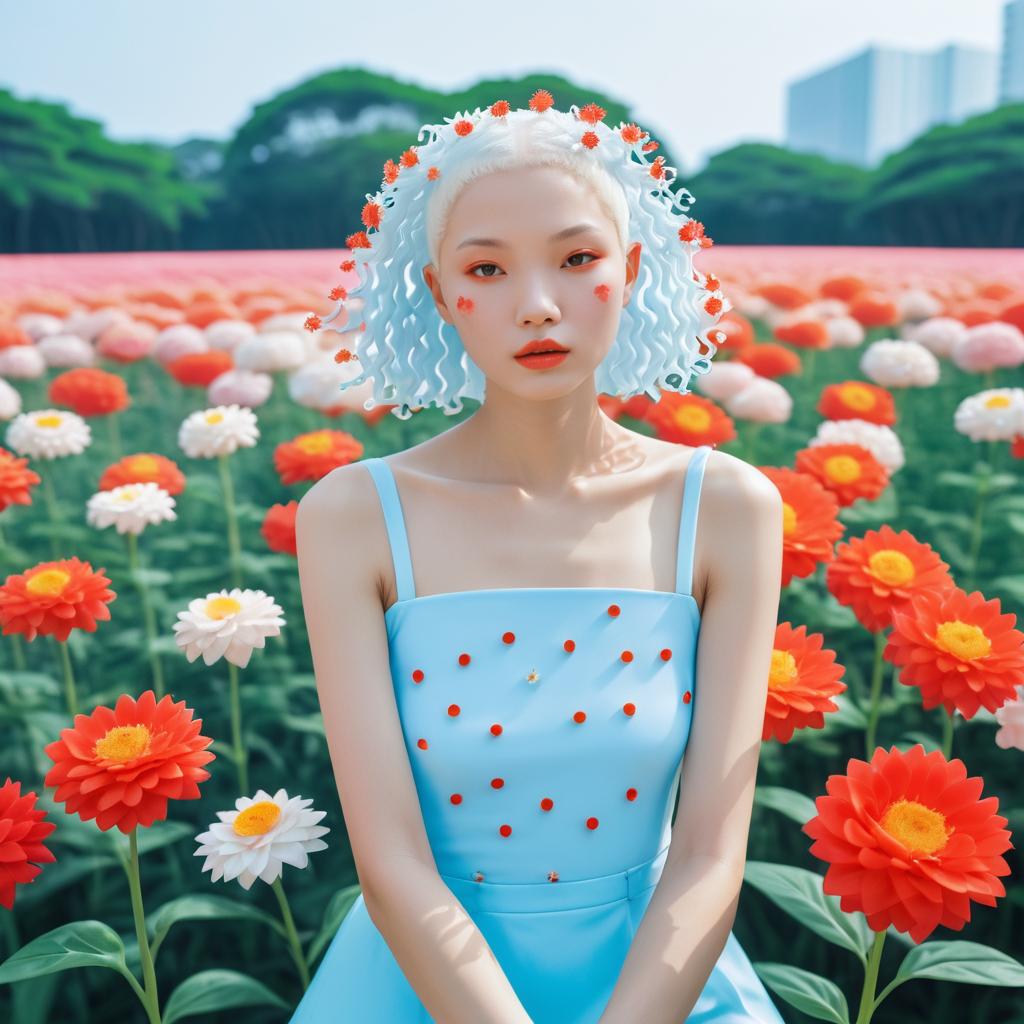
[1005,513,1024,537]
[754,786,818,827]
[128,567,174,588]
[936,470,981,490]
[148,893,286,960]
[0,921,134,986]
[161,968,290,1024]
[892,940,1024,989]
[99,820,197,862]
[752,962,850,1023]
[899,731,943,753]
[743,862,872,962]
[989,575,1024,606]
[306,884,362,966]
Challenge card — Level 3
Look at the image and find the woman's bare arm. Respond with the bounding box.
[296,464,534,1024]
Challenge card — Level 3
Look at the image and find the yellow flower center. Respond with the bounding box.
[206,597,242,620]
[296,431,333,455]
[233,801,281,836]
[984,395,1011,409]
[675,406,711,432]
[933,619,991,661]
[867,550,915,587]
[837,383,876,412]
[880,798,951,857]
[94,724,151,762]
[127,455,160,475]
[117,487,139,502]
[26,568,71,597]
[767,649,798,690]
[35,414,63,428]
[204,411,224,424]
[781,502,797,537]
[823,454,861,484]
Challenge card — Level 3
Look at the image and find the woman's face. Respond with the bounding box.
[422,164,641,400]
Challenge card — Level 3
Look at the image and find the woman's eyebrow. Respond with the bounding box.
[456,222,601,251]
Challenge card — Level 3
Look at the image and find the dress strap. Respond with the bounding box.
[674,445,713,597]
[361,458,417,603]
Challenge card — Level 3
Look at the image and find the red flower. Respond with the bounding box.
[581,131,600,149]
[346,231,372,249]
[794,443,890,508]
[826,525,954,634]
[578,102,606,124]
[818,381,896,426]
[529,90,554,112]
[775,320,829,349]
[44,690,216,833]
[0,778,57,909]
[382,159,399,185]
[0,448,41,512]
[644,393,736,448]
[454,119,474,136]
[848,293,899,328]
[736,343,803,379]
[678,220,705,244]
[273,430,364,485]
[99,453,186,497]
[399,147,419,167]
[758,466,844,587]
[621,124,643,144]
[757,282,813,310]
[361,201,381,230]
[885,587,1024,718]
[261,501,298,556]
[764,623,847,743]
[803,743,1013,944]
[166,351,234,388]
[49,367,130,417]
[490,100,511,117]
[0,557,116,642]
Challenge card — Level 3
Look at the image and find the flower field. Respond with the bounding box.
[0,245,1023,1023]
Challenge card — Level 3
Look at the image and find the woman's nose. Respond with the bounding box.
[517,282,561,327]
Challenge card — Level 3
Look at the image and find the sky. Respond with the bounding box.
[0,0,1011,174]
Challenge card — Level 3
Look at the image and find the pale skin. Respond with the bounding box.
[296,164,784,1023]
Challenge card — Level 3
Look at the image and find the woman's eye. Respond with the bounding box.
[566,252,598,268]
[469,263,503,278]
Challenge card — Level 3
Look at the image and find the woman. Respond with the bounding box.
[293,93,785,1023]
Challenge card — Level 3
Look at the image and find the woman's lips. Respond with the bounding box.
[515,350,569,369]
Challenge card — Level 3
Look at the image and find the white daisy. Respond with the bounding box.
[859,338,940,388]
[824,316,864,349]
[178,404,259,459]
[86,482,177,535]
[173,587,285,668]
[5,408,92,459]
[194,788,330,890]
[953,388,1024,442]
[809,418,905,473]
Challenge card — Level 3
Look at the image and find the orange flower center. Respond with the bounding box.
[296,432,333,455]
[880,798,951,857]
[233,800,281,836]
[26,568,71,597]
[823,454,861,484]
[674,406,711,431]
[934,620,991,661]
[206,597,242,620]
[781,502,796,536]
[866,549,915,587]
[984,395,1011,409]
[94,724,152,762]
[35,414,63,428]
[837,383,876,412]
[204,412,224,424]
[767,650,798,690]
[126,455,160,475]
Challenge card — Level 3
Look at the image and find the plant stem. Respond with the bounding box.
[941,710,957,760]
[39,468,62,561]
[271,877,311,989]
[854,929,887,1024]
[55,636,78,719]
[964,460,991,593]
[217,453,243,589]
[865,631,887,758]
[126,532,166,699]
[125,828,162,1024]
[229,660,249,795]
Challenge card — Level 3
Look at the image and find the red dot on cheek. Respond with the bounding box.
[594,284,611,302]
[456,295,475,313]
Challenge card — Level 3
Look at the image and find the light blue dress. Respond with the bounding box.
[290,444,785,1023]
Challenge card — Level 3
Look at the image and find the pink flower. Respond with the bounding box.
[694,360,756,401]
[97,321,157,363]
[951,322,1024,373]
[995,684,1024,752]
[208,369,274,408]
[154,324,208,366]
[723,377,793,423]
[0,345,47,379]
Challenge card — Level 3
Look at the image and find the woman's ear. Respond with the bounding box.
[622,242,642,306]
[422,263,454,325]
